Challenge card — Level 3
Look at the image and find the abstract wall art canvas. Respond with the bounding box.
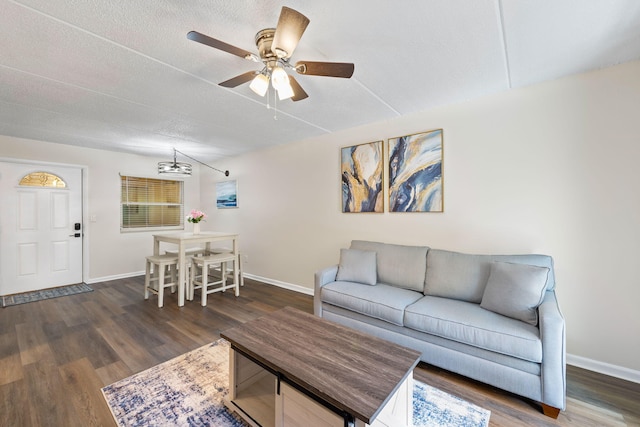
[341,141,384,213]
[216,180,238,208]
[388,129,443,212]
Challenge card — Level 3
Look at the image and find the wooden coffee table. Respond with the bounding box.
[221,307,421,427]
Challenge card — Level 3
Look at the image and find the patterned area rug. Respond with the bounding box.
[102,339,490,427]
[1,283,93,307]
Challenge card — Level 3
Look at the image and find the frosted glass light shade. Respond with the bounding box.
[249,73,269,97]
[277,84,294,100]
[270,66,290,90]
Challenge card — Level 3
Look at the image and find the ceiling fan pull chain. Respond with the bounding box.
[273,86,279,120]
[266,83,271,110]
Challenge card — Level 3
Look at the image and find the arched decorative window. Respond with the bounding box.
[19,172,67,188]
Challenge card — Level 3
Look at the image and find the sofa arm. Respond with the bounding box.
[314,265,338,317]
[538,290,566,410]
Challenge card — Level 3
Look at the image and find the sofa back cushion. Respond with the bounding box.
[424,249,556,303]
[350,240,429,292]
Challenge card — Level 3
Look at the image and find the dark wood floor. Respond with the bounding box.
[1,276,638,426]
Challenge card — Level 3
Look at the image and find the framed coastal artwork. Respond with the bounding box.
[388,129,443,212]
[341,140,384,213]
[216,180,238,208]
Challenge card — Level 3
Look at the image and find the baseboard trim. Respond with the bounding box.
[567,353,640,384]
[243,273,314,296]
[86,271,314,295]
[85,271,144,284]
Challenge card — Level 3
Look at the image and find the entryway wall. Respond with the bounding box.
[0,143,202,283]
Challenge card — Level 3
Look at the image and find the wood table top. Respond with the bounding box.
[221,306,421,424]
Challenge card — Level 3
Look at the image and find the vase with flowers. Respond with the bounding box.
[186,209,206,234]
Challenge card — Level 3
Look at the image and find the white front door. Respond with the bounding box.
[0,161,83,295]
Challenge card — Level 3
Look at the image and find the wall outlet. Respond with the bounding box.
[242,254,249,264]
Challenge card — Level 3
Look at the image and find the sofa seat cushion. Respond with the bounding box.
[321,281,423,326]
[404,296,542,362]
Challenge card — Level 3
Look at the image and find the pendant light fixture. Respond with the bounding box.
[158,148,192,177]
[158,148,229,178]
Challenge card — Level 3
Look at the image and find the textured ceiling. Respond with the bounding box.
[1,0,640,162]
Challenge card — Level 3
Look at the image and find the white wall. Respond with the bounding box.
[202,61,640,376]
[1,60,637,379]
[0,139,201,280]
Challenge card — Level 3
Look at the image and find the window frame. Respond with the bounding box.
[120,175,184,233]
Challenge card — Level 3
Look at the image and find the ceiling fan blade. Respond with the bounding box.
[187,31,255,60]
[295,61,355,78]
[288,75,309,102]
[271,7,310,59]
[219,71,258,88]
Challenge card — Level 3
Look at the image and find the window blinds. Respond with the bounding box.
[120,176,183,230]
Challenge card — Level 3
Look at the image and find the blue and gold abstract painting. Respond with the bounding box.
[389,129,443,212]
[341,141,383,213]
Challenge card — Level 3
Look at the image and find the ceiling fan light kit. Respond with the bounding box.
[187,6,354,103]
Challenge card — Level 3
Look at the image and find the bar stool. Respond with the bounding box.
[165,247,206,292]
[165,247,207,257]
[210,247,245,287]
[144,254,179,308]
[190,253,238,306]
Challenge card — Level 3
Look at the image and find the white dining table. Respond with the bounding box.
[152,231,239,306]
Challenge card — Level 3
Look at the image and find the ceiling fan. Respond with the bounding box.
[187,6,354,102]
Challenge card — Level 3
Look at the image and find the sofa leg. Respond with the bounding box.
[541,403,560,419]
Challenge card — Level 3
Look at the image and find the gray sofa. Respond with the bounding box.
[314,240,566,418]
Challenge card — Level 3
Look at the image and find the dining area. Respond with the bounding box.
[144,230,242,308]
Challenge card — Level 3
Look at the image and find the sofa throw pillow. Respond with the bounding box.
[336,248,377,286]
[480,261,549,325]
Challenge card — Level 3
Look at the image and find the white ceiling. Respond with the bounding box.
[2,0,640,162]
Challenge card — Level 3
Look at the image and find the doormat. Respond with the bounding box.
[1,283,93,308]
[102,339,490,427]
